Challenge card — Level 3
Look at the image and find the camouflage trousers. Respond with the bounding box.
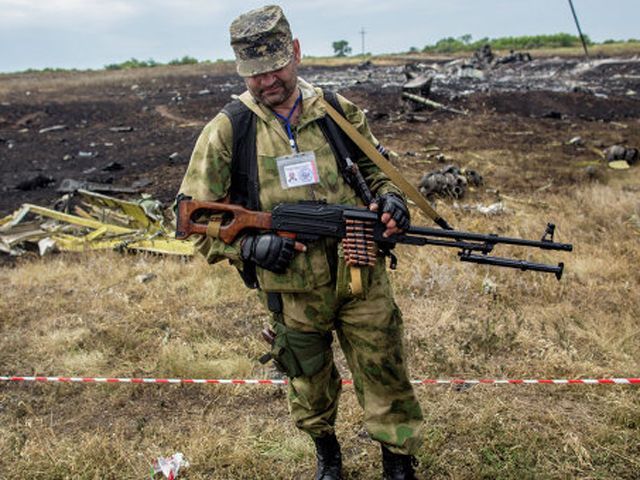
[262,254,423,456]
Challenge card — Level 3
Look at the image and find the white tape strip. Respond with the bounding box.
[2,376,639,386]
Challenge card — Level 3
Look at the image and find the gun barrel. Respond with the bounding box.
[403,225,573,252]
[459,253,565,280]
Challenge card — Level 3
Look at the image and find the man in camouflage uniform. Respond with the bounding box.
[178,5,423,479]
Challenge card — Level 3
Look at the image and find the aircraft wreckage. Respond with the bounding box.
[0,190,195,257]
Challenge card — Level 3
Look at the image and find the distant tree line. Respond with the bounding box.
[419,33,639,54]
[104,55,201,70]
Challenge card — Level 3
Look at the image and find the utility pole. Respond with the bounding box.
[567,0,589,59]
[359,28,366,57]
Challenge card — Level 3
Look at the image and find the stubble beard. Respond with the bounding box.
[250,66,298,109]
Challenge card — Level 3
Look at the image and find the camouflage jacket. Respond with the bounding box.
[179,78,402,292]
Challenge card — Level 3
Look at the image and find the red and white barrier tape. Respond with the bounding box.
[2,376,639,385]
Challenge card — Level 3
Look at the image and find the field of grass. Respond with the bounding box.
[1,173,639,478]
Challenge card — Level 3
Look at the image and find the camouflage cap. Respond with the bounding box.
[230,5,294,77]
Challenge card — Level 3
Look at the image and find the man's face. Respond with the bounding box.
[244,39,301,109]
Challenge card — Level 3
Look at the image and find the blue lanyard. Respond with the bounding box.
[273,93,302,153]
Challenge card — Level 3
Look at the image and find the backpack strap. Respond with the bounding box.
[221,99,260,289]
[221,100,260,211]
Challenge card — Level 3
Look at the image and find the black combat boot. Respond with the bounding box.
[313,434,343,480]
[381,445,418,480]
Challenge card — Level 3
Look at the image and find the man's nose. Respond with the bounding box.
[258,72,277,86]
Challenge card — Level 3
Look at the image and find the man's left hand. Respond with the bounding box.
[369,193,410,237]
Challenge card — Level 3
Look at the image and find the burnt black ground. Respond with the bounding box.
[1,56,639,217]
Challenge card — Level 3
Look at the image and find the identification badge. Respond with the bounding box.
[276,151,320,189]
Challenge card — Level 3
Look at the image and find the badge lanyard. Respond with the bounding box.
[273,93,302,153]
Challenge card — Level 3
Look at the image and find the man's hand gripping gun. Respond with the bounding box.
[175,195,573,280]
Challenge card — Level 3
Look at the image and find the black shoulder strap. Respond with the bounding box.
[221,99,260,289]
[320,90,364,164]
[221,99,260,210]
[322,90,342,114]
[318,90,371,204]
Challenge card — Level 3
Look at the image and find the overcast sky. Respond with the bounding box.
[1,0,638,73]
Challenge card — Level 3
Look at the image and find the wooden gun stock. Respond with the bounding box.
[175,195,273,243]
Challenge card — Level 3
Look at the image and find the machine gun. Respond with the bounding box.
[175,196,572,280]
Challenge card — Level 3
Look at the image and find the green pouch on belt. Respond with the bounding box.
[271,322,333,378]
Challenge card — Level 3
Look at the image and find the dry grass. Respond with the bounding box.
[522,42,640,58]
[1,176,639,478]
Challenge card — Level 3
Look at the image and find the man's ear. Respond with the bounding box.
[293,38,301,65]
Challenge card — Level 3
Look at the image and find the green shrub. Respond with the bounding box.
[168,56,199,66]
[423,36,467,53]
[22,67,78,73]
[104,58,160,70]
